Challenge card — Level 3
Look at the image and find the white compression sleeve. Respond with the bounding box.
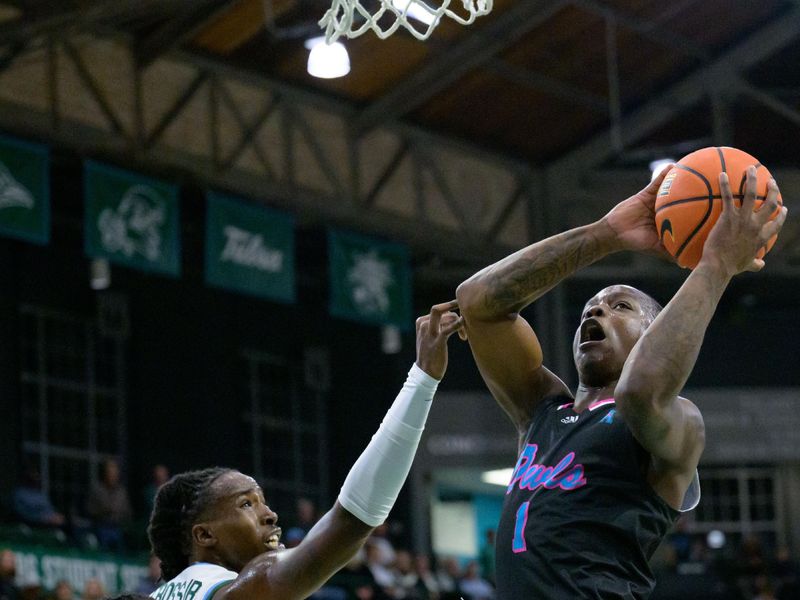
[337,363,439,527]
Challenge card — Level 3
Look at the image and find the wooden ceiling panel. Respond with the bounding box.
[414,69,602,162]
[193,0,296,55]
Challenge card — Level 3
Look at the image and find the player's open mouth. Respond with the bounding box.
[264,528,282,550]
[579,318,606,345]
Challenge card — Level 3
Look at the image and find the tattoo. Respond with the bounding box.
[482,226,615,314]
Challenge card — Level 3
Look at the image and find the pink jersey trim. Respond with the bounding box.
[588,398,615,411]
[557,402,574,410]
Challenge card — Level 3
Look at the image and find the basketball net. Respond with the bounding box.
[319,0,493,42]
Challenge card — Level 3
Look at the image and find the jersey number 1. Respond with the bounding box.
[512,501,530,553]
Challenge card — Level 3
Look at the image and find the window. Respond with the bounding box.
[242,349,329,511]
[19,304,128,518]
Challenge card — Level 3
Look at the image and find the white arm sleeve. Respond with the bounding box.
[337,363,439,527]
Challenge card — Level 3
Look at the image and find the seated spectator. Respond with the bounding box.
[414,554,439,600]
[50,580,73,600]
[434,557,461,600]
[458,561,493,600]
[133,556,160,595]
[141,465,169,520]
[392,550,427,599]
[365,541,395,593]
[325,549,392,600]
[12,465,65,529]
[284,497,317,548]
[368,524,397,567]
[0,549,20,600]
[80,579,104,600]
[86,459,132,553]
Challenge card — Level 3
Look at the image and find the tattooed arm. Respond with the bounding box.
[616,169,787,508]
[456,172,672,432]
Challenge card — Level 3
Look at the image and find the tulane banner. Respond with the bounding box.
[205,192,295,303]
[0,135,50,244]
[2,543,147,595]
[84,161,181,276]
[328,229,412,329]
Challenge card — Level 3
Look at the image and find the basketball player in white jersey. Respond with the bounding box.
[147,303,463,600]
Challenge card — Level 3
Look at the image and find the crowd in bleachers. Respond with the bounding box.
[651,517,800,600]
[3,461,168,555]
[3,468,799,600]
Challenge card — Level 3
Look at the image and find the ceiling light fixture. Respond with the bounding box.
[305,36,350,79]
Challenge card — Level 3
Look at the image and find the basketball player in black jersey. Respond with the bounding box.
[455,166,787,598]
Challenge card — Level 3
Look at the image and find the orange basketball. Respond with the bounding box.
[655,147,782,269]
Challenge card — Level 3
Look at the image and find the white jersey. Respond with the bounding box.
[150,562,237,600]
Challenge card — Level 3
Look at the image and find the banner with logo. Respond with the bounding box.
[1,543,148,595]
[84,161,181,276]
[0,135,50,244]
[328,229,412,329]
[205,192,295,303]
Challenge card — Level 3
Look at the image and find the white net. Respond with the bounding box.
[319,0,493,42]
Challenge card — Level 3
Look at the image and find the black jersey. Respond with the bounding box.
[495,395,698,599]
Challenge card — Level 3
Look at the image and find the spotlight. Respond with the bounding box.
[305,37,350,79]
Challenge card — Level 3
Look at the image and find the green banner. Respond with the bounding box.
[1,543,147,595]
[205,192,296,303]
[84,161,181,276]
[328,229,412,329]
[0,135,50,244]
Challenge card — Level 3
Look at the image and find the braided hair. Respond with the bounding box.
[147,467,233,581]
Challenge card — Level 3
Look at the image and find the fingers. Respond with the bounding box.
[741,166,758,213]
[646,163,673,193]
[719,172,734,214]
[761,205,788,241]
[756,178,781,224]
[440,315,465,337]
[428,299,458,332]
[746,258,765,273]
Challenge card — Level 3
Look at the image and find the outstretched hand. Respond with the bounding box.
[415,300,464,380]
[603,167,674,260]
[701,166,787,276]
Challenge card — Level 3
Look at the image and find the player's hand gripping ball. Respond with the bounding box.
[655,147,783,269]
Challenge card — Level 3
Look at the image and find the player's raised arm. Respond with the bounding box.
[456,171,672,433]
[616,168,787,499]
[220,303,464,600]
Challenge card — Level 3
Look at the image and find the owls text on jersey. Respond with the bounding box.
[150,563,237,600]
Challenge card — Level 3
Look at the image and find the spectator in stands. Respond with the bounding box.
[774,545,800,600]
[434,557,461,600]
[0,549,20,600]
[317,551,389,600]
[365,541,395,594]
[368,524,397,567]
[477,530,495,585]
[753,574,777,600]
[413,554,439,600]
[133,555,161,595]
[12,465,65,530]
[50,580,74,600]
[80,579,104,600]
[392,550,424,599]
[86,459,132,552]
[141,465,169,520]
[457,561,493,600]
[284,497,317,548]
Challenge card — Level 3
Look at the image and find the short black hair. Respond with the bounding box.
[147,467,233,581]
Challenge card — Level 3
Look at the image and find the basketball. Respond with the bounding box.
[655,147,783,269]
